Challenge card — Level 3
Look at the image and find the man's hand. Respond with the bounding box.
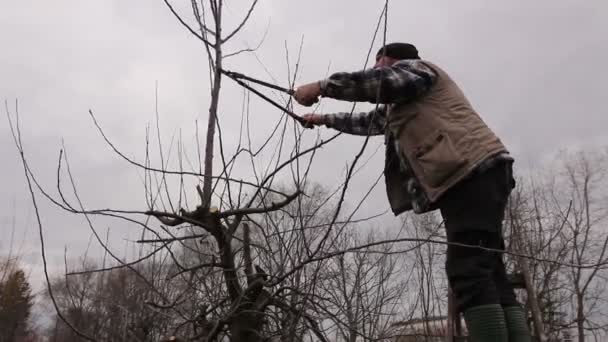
[300,113,326,129]
[294,82,321,106]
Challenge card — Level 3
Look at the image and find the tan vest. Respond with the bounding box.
[385,61,507,211]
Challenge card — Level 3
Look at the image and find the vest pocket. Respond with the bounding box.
[413,130,466,187]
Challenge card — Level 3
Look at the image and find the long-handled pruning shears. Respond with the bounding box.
[220,68,308,126]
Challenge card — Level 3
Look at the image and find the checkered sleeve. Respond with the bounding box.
[319,60,437,104]
[323,106,386,136]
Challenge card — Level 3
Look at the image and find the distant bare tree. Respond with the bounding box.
[507,181,550,342]
[554,151,608,342]
[47,258,177,341]
[319,228,408,342]
[505,150,608,342]
[409,213,448,339]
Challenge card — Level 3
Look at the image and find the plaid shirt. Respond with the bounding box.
[319,60,512,213]
[319,59,437,107]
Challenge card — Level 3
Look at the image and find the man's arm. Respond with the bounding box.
[302,106,386,136]
[295,60,437,106]
[321,60,437,103]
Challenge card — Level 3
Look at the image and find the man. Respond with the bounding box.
[293,43,532,342]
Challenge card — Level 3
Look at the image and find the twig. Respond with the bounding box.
[6,100,96,341]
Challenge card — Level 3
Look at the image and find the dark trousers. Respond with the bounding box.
[438,161,519,312]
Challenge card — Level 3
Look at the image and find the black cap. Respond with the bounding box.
[376,43,420,60]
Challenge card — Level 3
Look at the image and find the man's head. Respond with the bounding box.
[374,42,420,68]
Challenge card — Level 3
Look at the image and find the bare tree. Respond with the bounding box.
[507,182,549,341]
[6,0,403,340]
[389,213,450,342]
[318,228,408,342]
[555,151,608,342]
[47,258,177,341]
[504,150,608,342]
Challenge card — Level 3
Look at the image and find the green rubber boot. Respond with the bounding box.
[464,304,508,342]
[503,305,532,342]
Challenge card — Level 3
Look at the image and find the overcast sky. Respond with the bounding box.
[2,0,607,290]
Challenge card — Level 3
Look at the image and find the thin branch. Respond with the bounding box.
[220,190,301,219]
[6,100,96,342]
[222,0,258,43]
[163,0,213,46]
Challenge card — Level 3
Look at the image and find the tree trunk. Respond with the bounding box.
[577,294,585,342]
[511,219,547,341]
[229,306,264,342]
[446,287,455,342]
[201,2,223,208]
[521,262,547,342]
